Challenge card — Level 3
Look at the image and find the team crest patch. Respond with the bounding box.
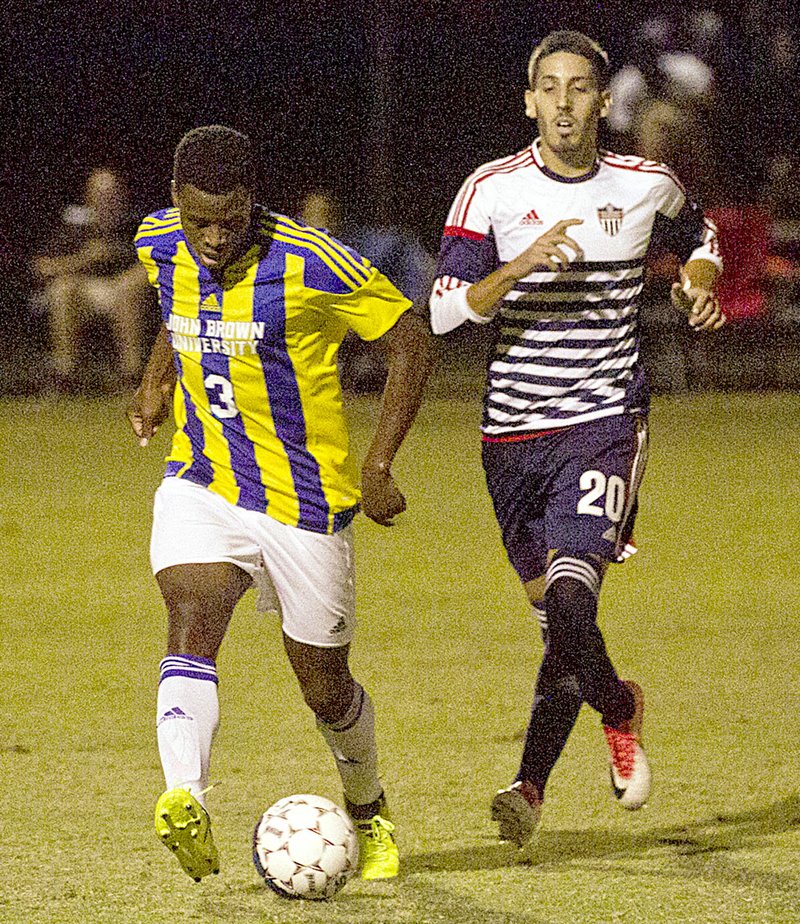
[597,203,624,236]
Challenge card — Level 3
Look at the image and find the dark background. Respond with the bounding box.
[1,0,781,254]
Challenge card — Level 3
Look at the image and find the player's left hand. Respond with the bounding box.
[670,282,726,331]
[361,464,407,526]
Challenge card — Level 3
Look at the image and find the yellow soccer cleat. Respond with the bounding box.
[154,788,220,882]
[350,796,399,881]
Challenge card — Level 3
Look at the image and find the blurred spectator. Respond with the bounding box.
[32,167,151,393]
[611,10,748,208]
[607,13,715,139]
[299,190,435,391]
[632,95,719,205]
[299,190,434,306]
[754,24,800,217]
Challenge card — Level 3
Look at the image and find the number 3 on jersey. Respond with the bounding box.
[205,373,239,419]
[577,470,625,522]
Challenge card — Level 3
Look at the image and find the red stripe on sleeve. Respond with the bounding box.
[443,225,485,241]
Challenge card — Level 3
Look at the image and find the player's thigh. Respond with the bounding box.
[482,440,548,582]
[157,560,252,657]
[282,634,353,721]
[546,414,648,562]
[248,515,356,649]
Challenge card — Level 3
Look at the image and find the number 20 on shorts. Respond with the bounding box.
[577,470,626,522]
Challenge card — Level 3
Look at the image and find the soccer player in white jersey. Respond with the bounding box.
[429,31,724,849]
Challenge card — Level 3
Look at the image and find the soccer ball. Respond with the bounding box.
[253,794,359,900]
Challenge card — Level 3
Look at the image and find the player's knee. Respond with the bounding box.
[543,553,601,662]
[301,672,356,726]
[161,585,240,659]
[165,593,208,626]
[545,552,601,599]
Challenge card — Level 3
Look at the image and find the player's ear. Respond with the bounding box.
[170,180,179,208]
[524,88,537,120]
[599,89,612,119]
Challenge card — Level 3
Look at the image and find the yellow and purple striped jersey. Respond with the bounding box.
[135,205,411,534]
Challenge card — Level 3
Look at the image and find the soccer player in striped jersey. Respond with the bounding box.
[127,125,433,882]
[429,31,724,850]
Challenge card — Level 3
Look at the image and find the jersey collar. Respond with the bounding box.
[531,138,601,184]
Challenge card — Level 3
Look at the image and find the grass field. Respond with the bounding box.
[2,390,800,923]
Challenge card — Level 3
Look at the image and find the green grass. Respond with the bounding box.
[2,391,800,923]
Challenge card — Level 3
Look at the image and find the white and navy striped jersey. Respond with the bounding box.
[430,139,722,438]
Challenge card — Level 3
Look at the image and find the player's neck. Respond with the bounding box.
[538,140,598,179]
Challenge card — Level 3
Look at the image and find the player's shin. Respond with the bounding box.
[544,556,634,726]
[315,682,383,809]
[317,682,399,880]
[156,655,220,805]
[517,602,583,792]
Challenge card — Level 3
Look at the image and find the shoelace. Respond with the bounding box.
[604,726,636,778]
[358,816,396,852]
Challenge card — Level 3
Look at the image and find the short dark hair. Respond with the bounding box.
[173,125,254,193]
[527,31,609,90]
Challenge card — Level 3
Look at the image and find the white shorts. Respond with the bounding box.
[150,477,356,647]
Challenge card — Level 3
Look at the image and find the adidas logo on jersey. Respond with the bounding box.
[201,293,221,311]
[520,208,543,226]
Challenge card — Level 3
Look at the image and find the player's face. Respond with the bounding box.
[525,52,610,165]
[172,182,253,272]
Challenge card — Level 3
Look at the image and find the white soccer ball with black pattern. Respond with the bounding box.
[253,794,359,900]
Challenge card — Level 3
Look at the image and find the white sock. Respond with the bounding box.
[316,684,383,807]
[156,655,219,807]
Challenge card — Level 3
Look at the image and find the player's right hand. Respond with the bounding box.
[126,381,172,447]
[361,465,407,526]
[670,282,726,331]
[517,219,585,274]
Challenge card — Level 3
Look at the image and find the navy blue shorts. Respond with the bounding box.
[482,414,648,583]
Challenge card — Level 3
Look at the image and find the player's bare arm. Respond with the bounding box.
[34,238,118,279]
[466,219,584,318]
[670,257,725,331]
[126,323,177,446]
[361,309,435,526]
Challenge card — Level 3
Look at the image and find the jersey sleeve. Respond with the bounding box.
[135,243,161,289]
[429,173,499,334]
[278,219,413,340]
[652,171,723,271]
[134,210,181,288]
[326,264,412,341]
[435,171,497,282]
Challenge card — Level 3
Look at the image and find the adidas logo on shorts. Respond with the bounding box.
[329,615,347,636]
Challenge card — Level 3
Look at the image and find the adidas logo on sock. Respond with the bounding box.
[520,208,543,226]
[157,706,193,727]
